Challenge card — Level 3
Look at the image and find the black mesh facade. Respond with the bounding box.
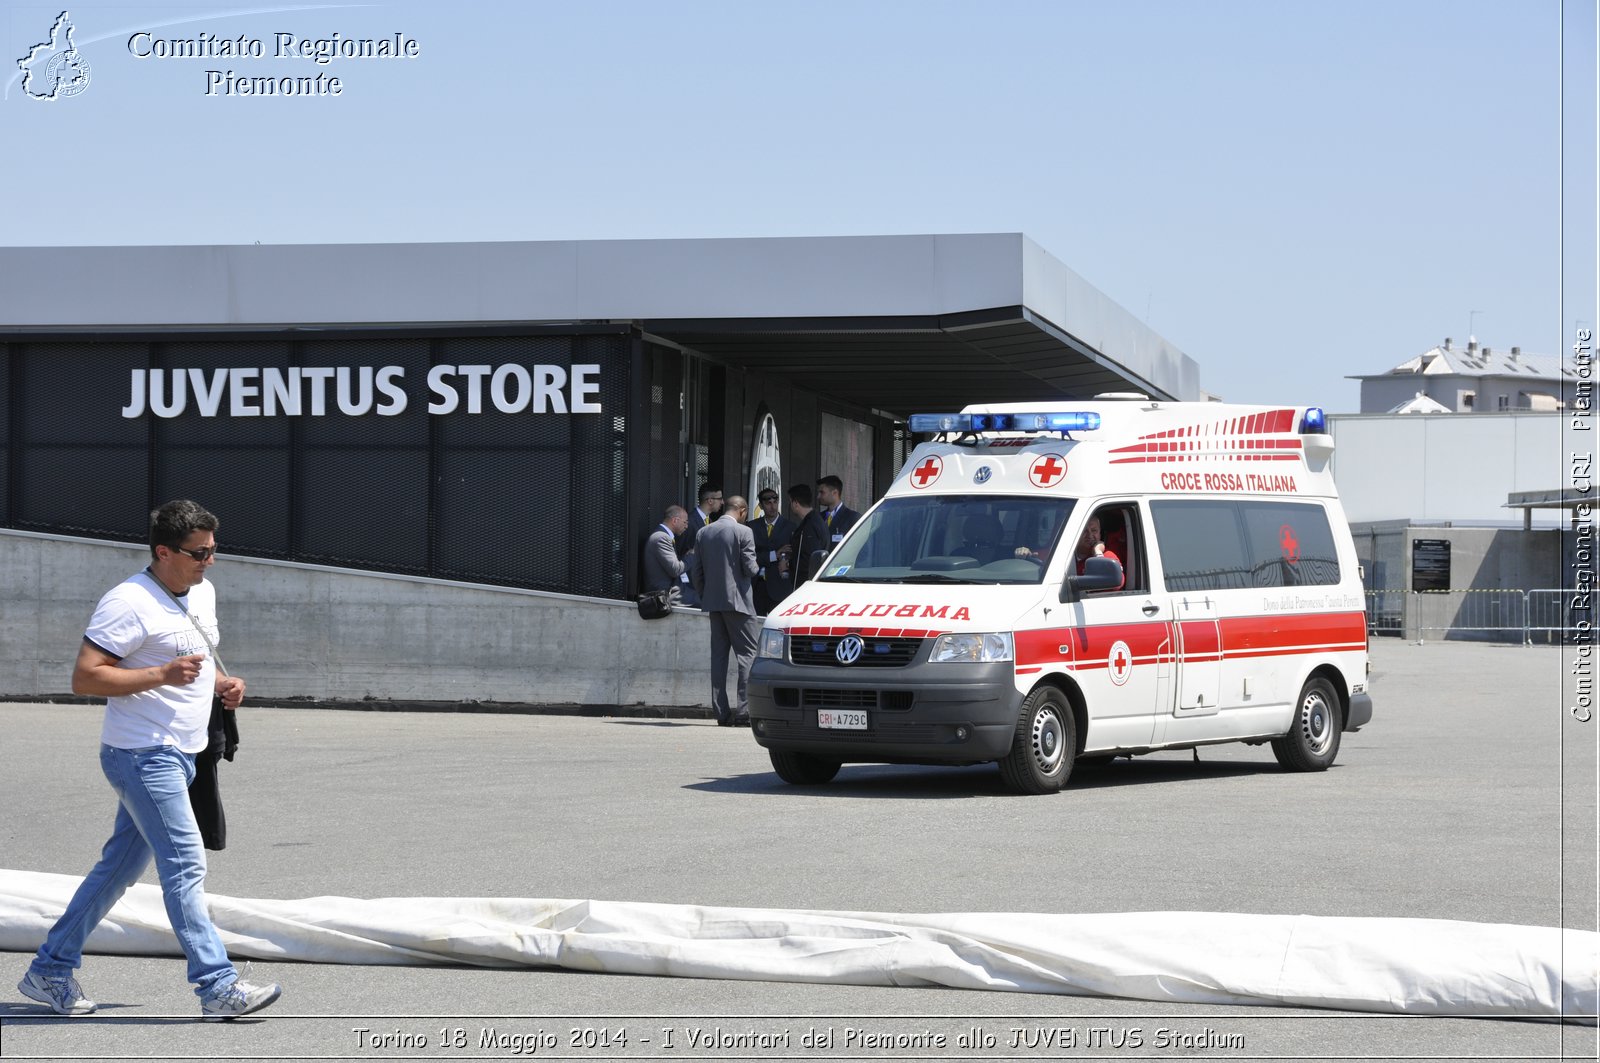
[5,328,636,598]
[0,344,10,527]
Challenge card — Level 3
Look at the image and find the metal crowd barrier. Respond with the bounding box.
[1363,589,1593,645]
[1526,589,1586,644]
[1364,589,1407,638]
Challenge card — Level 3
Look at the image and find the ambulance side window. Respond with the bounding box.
[1150,500,1341,591]
[1150,501,1253,591]
[1239,502,1342,587]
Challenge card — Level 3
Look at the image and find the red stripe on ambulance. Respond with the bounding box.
[1014,611,1366,671]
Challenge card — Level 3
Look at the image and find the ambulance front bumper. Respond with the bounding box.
[748,658,1023,763]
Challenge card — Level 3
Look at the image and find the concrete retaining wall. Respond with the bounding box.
[1,530,713,711]
[1350,522,1565,593]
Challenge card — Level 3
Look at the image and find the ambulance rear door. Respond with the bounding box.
[1170,593,1222,718]
[1148,499,1245,723]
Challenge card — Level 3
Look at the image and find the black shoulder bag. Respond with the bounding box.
[636,587,673,620]
[154,580,239,851]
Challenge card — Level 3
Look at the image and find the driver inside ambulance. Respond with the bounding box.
[1016,514,1123,589]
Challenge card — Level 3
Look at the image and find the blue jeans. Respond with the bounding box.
[30,744,236,999]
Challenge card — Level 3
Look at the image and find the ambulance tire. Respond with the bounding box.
[999,686,1076,794]
[769,749,841,785]
[1271,676,1342,771]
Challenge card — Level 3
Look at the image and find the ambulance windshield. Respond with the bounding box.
[816,495,1075,585]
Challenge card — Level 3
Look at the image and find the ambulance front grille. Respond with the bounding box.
[802,688,876,708]
[774,689,915,711]
[790,636,923,667]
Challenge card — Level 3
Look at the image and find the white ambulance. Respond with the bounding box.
[749,400,1372,794]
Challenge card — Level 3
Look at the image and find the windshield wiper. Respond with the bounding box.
[898,573,966,583]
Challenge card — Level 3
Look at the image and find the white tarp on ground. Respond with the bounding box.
[1,870,1594,1022]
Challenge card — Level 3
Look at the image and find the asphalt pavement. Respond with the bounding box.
[0,640,1594,1062]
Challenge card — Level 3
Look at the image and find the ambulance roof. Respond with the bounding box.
[894,401,1339,500]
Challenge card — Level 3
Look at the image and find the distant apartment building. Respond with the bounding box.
[1350,337,1573,414]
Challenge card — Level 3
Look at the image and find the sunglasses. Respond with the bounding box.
[171,544,217,562]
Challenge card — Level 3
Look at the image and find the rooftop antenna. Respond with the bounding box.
[1468,309,1483,344]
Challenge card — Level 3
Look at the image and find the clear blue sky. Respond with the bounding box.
[4,0,1594,412]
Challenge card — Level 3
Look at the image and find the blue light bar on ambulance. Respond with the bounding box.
[1012,412,1102,432]
[907,411,1102,434]
[1299,407,1327,433]
[908,413,969,433]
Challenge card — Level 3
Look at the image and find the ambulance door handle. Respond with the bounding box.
[1141,601,1160,616]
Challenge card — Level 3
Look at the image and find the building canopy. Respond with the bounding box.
[1,234,1199,415]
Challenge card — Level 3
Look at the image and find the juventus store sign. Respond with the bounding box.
[3,328,637,598]
[118,363,606,418]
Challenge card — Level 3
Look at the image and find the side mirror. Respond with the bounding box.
[1060,556,1124,603]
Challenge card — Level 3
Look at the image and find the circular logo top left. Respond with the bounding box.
[19,12,92,101]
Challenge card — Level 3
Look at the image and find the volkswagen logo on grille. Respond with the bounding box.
[835,634,865,665]
[974,465,993,484]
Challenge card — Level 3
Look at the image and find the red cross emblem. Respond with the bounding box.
[1279,524,1299,562]
[1029,453,1067,488]
[1108,640,1132,686]
[910,455,942,489]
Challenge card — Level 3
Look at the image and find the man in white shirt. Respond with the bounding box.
[18,500,282,1021]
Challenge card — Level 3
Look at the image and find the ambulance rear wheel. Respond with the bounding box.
[1271,677,1342,771]
[769,749,841,785]
[999,686,1076,794]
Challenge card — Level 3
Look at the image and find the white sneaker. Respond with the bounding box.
[200,970,281,1022]
[18,970,97,1015]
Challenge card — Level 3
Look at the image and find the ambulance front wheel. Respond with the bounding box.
[769,749,841,785]
[1271,676,1342,771]
[999,686,1076,795]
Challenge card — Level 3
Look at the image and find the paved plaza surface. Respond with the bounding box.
[0,641,1594,1062]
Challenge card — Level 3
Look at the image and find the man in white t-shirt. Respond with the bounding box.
[18,500,282,1021]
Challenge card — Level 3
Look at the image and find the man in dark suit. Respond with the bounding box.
[783,483,830,586]
[675,483,722,608]
[815,475,861,554]
[677,482,723,555]
[642,505,689,606]
[688,495,761,727]
[746,488,794,615]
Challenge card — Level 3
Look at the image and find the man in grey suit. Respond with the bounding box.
[643,505,689,606]
[688,495,761,727]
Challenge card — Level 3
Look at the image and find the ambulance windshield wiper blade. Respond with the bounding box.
[897,573,966,583]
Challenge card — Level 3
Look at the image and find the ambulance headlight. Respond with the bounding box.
[757,628,787,660]
[929,632,1014,663]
